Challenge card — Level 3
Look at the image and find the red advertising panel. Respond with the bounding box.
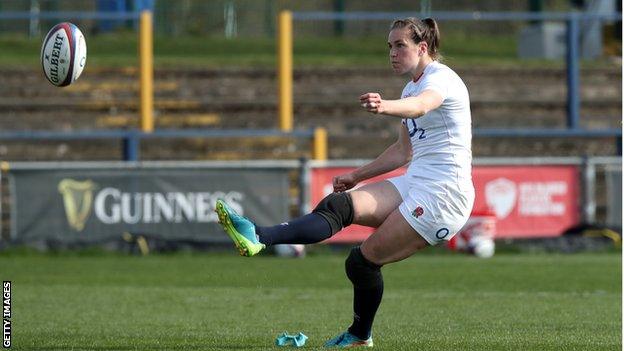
[311,165,580,242]
[472,166,580,238]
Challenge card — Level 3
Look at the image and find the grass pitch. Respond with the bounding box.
[1,250,620,350]
[0,33,593,69]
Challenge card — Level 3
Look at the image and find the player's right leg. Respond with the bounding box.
[215,179,402,256]
[348,179,403,228]
[253,179,403,247]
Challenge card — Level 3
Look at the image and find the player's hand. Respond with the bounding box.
[359,92,384,114]
[333,172,358,193]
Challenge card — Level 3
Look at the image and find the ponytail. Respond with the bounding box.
[421,18,441,60]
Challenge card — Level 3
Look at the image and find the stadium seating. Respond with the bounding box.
[0,66,620,160]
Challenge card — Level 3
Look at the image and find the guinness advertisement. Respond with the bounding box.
[8,168,289,243]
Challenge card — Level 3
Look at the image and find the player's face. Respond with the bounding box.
[388,28,424,74]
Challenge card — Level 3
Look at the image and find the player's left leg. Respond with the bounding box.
[359,208,429,265]
[326,209,428,347]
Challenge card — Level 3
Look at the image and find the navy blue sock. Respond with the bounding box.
[256,213,332,246]
[348,285,383,340]
[345,247,384,340]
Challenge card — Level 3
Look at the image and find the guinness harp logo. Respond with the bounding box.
[58,179,96,231]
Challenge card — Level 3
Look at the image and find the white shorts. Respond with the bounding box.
[388,175,475,246]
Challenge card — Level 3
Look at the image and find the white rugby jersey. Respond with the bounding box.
[400,61,472,185]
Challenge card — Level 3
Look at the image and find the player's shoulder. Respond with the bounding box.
[427,61,456,78]
[428,62,466,90]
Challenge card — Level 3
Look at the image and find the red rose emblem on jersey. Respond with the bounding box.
[412,206,424,218]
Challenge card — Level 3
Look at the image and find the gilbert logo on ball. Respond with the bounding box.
[41,22,87,87]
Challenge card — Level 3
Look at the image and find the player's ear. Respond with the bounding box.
[420,42,428,56]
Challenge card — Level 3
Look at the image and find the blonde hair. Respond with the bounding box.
[390,17,441,60]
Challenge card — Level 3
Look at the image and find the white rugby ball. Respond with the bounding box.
[469,237,495,259]
[41,22,87,87]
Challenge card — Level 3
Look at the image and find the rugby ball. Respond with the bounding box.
[41,22,87,87]
[469,236,495,259]
[274,244,306,258]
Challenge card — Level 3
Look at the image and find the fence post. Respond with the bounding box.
[566,14,580,130]
[582,156,596,224]
[313,127,328,161]
[278,10,293,132]
[123,131,140,161]
[333,0,345,36]
[298,158,311,216]
[140,10,154,133]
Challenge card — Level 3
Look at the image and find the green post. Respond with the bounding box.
[529,0,543,25]
[264,0,275,37]
[43,0,58,36]
[333,0,344,37]
[155,0,172,35]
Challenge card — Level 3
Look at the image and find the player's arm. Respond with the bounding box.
[360,90,443,118]
[333,125,411,192]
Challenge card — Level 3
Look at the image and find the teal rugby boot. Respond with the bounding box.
[215,199,265,257]
[324,331,373,348]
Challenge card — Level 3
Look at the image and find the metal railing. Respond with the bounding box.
[0,128,328,161]
[0,11,140,20]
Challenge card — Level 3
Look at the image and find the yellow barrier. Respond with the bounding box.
[313,127,328,161]
[278,10,293,132]
[140,10,154,132]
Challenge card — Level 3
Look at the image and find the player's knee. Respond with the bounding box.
[313,192,354,235]
[345,246,383,289]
